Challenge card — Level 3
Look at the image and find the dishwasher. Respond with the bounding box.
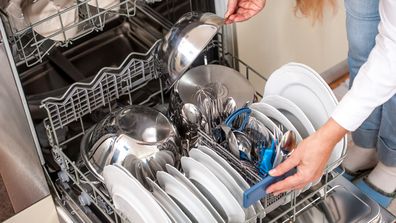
[0,0,394,222]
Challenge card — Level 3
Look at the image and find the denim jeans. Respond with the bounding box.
[345,0,396,166]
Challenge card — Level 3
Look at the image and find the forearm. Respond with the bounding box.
[316,118,348,150]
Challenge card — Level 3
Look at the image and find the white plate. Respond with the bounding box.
[181,157,245,223]
[25,0,79,41]
[263,62,346,171]
[196,146,264,213]
[103,165,170,223]
[165,164,224,223]
[250,103,303,142]
[261,95,315,139]
[189,149,256,220]
[146,177,191,223]
[157,171,218,223]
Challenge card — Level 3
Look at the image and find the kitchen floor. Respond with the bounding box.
[0,174,15,221]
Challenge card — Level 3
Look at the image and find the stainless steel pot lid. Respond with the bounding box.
[158,12,223,87]
[174,64,255,108]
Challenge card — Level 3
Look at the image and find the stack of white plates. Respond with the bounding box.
[262,63,346,169]
[103,143,266,222]
[251,62,347,190]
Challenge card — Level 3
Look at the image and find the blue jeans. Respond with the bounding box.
[345,0,396,166]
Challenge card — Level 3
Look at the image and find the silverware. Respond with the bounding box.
[233,131,253,161]
[181,103,202,128]
[223,97,237,119]
[219,124,240,158]
[280,130,297,153]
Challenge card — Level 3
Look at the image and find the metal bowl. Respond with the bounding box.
[81,105,180,187]
[157,12,223,87]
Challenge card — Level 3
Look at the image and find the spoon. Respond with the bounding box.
[280,130,297,153]
[181,103,202,127]
[223,97,237,119]
[219,124,240,158]
[234,131,253,161]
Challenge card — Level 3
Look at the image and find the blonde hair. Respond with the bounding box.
[295,0,336,21]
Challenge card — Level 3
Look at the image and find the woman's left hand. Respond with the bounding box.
[266,119,347,195]
[224,0,266,24]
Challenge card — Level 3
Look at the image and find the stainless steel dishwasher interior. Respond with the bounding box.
[19,15,165,120]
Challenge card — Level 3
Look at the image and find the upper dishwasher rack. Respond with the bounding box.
[0,0,160,67]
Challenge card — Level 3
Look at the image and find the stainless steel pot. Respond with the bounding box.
[80,105,181,187]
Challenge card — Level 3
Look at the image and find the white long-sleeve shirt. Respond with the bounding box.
[331,0,396,131]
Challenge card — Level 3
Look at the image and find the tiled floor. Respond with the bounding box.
[0,174,15,222]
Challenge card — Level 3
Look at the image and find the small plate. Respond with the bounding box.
[181,157,245,222]
[250,103,303,142]
[146,178,191,223]
[157,171,218,223]
[103,165,170,223]
[196,145,264,213]
[165,164,224,223]
[189,149,256,220]
[261,95,315,139]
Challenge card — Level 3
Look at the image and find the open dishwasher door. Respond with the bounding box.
[265,174,395,223]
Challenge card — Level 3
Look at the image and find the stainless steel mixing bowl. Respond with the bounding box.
[81,105,180,187]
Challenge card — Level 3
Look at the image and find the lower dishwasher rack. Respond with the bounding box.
[40,33,347,223]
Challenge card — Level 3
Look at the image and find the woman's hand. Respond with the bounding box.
[224,0,266,24]
[266,119,348,195]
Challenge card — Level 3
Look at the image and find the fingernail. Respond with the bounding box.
[273,192,279,196]
[269,169,276,176]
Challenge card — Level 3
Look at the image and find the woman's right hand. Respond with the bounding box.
[224,0,266,24]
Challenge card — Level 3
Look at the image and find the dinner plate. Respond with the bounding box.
[181,157,246,222]
[103,165,170,223]
[250,103,303,142]
[25,0,79,41]
[165,164,224,223]
[263,62,346,171]
[189,149,256,220]
[196,146,264,213]
[157,171,218,223]
[261,95,315,139]
[146,177,191,223]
